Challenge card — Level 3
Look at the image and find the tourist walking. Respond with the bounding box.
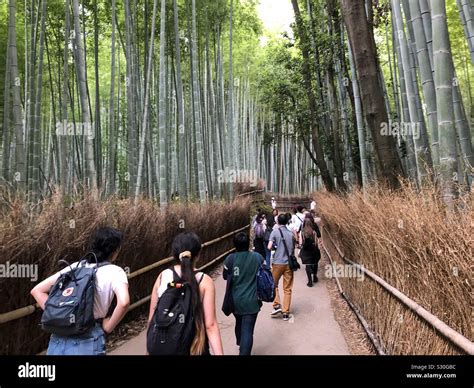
[223,233,264,355]
[267,214,295,321]
[300,215,321,287]
[147,232,224,355]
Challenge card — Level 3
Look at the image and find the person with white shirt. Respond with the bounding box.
[272,209,279,225]
[271,197,277,210]
[310,200,316,211]
[290,206,305,242]
[31,227,130,355]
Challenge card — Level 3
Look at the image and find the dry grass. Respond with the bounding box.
[323,254,376,355]
[316,183,472,355]
[233,179,265,196]
[0,193,251,355]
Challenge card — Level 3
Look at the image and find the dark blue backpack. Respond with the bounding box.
[41,254,110,336]
[256,264,275,302]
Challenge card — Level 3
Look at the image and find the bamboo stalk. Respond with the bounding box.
[127,256,175,280]
[324,228,474,355]
[201,224,249,248]
[0,304,38,324]
[196,248,235,271]
[128,295,151,312]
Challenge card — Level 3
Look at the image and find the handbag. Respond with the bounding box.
[222,254,235,316]
[278,228,300,272]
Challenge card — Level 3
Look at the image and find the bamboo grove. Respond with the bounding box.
[0,0,472,206]
[260,0,472,206]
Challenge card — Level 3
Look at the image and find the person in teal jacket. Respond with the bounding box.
[223,232,264,355]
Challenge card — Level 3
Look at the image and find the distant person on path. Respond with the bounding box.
[223,233,264,355]
[291,206,305,249]
[267,214,295,321]
[252,208,262,227]
[147,232,224,355]
[31,227,130,355]
[271,197,277,210]
[263,216,275,268]
[300,215,321,287]
[292,206,305,232]
[272,208,279,224]
[310,199,316,212]
[253,213,267,259]
[308,212,322,237]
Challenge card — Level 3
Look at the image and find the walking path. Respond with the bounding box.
[110,262,349,355]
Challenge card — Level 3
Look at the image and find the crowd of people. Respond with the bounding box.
[29,197,321,356]
[251,202,322,311]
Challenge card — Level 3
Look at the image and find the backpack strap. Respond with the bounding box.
[169,267,184,288]
[278,227,293,258]
[96,261,112,268]
[92,261,112,278]
[296,215,303,233]
[170,266,180,280]
[198,272,205,284]
[167,267,204,287]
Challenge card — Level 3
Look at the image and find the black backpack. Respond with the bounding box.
[302,234,316,250]
[147,268,203,355]
[263,226,272,243]
[41,255,110,336]
[254,223,265,239]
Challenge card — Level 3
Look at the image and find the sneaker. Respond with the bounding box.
[271,306,282,317]
[282,313,290,321]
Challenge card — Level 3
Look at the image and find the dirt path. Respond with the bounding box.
[110,262,349,355]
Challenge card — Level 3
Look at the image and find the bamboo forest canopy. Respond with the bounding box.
[0,0,473,205]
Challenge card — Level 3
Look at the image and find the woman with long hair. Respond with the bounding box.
[263,216,275,267]
[147,232,224,355]
[299,215,321,287]
[253,213,267,259]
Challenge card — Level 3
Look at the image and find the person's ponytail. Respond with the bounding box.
[179,253,206,355]
[172,233,206,355]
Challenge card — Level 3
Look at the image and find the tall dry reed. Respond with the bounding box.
[316,183,472,354]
